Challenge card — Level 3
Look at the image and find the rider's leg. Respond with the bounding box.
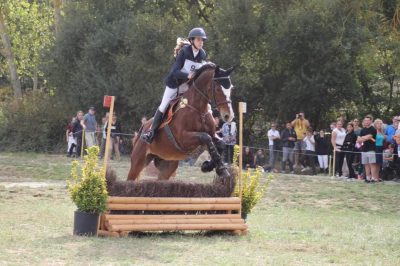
[141,86,177,144]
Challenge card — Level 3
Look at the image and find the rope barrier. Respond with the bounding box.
[69,129,394,156]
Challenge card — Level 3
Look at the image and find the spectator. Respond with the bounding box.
[213,114,223,139]
[254,149,266,169]
[267,123,280,172]
[382,144,394,168]
[301,128,316,175]
[242,146,254,169]
[374,119,386,175]
[141,116,148,126]
[222,120,237,164]
[291,112,310,168]
[329,122,336,132]
[342,123,357,179]
[81,106,98,147]
[66,117,77,157]
[352,118,363,178]
[331,120,346,177]
[357,115,378,183]
[353,118,362,136]
[385,116,398,145]
[99,112,109,159]
[280,122,297,174]
[315,129,329,174]
[72,111,84,157]
[105,113,122,161]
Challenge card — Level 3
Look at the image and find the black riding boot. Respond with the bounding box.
[140,110,164,144]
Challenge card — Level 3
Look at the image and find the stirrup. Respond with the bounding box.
[140,130,154,144]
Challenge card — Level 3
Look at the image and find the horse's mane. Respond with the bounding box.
[188,63,216,85]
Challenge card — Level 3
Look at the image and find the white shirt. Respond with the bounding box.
[304,135,315,151]
[267,129,280,146]
[192,48,199,58]
[333,128,346,146]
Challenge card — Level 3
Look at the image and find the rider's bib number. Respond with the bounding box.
[181,59,205,74]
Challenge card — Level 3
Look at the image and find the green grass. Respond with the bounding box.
[0,153,399,265]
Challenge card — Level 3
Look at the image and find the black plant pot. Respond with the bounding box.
[73,210,100,236]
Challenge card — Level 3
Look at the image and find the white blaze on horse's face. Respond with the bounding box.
[221,84,234,123]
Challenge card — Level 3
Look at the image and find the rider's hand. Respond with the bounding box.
[188,72,194,79]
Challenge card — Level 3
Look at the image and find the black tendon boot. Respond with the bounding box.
[140,110,164,144]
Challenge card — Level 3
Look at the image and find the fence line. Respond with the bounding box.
[69,129,394,157]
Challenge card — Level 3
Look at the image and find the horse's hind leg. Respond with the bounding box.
[155,159,179,180]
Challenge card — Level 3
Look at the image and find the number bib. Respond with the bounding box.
[181,59,205,74]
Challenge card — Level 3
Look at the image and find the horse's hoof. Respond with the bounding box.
[216,167,230,178]
[201,160,215,172]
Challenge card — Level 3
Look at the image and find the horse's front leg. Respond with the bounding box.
[182,131,230,178]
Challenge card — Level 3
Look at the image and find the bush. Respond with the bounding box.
[67,146,108,213]
[233,145,273,215]
[0,90,67,152]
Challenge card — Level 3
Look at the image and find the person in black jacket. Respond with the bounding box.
[315,129,330,174]
[281,122,297,173]
[72,111,84,157]
[242,146,254,169]
[141,28,208,144]
[342,123,358,178]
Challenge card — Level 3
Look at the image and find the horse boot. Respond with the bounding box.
[140,109,164,144]
[208,144,230,178]
[215,162,230,178]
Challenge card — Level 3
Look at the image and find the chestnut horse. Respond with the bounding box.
[127,63,235,181]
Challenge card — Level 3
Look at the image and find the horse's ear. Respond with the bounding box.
[226,64,238,75]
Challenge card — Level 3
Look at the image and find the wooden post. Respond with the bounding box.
[238,102,246,214]
[328,155,331,176]
[80,130,85,158]
[332,150,336,177]
[103,96,115,172]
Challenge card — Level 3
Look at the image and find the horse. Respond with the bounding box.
[127,63,235,181]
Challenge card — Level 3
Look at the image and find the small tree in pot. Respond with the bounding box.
[233,145,273,220]
[67,146,108,236]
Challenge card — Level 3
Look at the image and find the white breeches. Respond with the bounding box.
[158,86,177,113]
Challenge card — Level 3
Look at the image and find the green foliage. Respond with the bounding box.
[0,0,54,89]
[233,144,273,215]
[67,146,108,213]
[1,0,400,151]
[0,90,67,152]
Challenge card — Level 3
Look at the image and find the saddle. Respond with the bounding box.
[159,97,188,129]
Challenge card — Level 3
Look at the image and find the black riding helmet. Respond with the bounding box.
[188,27,207,40]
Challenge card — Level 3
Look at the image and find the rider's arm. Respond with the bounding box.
[170,48,191,80]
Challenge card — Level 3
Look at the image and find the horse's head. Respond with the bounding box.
[188,63,235,123]
[212,65,236,122]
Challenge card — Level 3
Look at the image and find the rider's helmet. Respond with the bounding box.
[188,27,207,40]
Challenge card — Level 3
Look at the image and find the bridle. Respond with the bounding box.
[191,76,232,108]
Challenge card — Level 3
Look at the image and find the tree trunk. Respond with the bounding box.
[53,0,62,35]
[0,10,22,98]
[33,68,38,90]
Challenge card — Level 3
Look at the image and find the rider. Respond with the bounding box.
[140,27,208,144]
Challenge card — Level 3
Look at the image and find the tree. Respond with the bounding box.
[0,7,21,97]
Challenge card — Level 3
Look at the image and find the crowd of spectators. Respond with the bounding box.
[65,107,122,160]
[239,112,400,182]
[65,107,400,182]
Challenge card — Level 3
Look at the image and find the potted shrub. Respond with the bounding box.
[233,145,273,220]
[67,146,108,236]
